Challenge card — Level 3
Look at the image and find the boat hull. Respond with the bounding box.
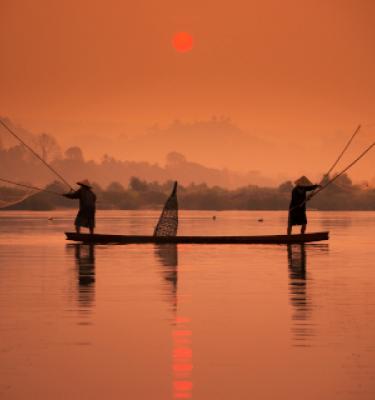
[65,231,329,244]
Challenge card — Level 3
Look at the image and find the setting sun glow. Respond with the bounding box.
[172,32,193,53]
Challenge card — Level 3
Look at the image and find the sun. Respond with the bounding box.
[172,32,193,53]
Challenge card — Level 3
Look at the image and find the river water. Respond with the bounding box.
[0,210,374,399]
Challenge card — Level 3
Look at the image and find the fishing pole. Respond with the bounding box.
[299,124,361,204]
[289,139,375,212]
[0,177,62,196]
[0,119,73,190]
[309,140,375,200]
[325,124,361,177]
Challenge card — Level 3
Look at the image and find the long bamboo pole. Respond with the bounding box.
[0,177,62,196]
[0,119,73,190]
[289,139,375,212]
[325,124,361,177]
[309,140,375,200]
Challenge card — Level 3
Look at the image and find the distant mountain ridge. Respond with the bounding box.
[0,117,277,189]
[68,117,276,172]
[2,117,375,187]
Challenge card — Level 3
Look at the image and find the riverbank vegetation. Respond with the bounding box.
[1,175,375,211]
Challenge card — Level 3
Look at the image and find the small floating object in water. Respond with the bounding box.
[212,215,216,220]
[258,218,264,222]
[48,217,54,221]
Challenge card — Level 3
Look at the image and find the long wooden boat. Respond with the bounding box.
[65,231,329,244]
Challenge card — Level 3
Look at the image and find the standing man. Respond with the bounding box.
[64,180,96,234]
[288,176,320,235]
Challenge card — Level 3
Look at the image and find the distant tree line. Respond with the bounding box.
[1,120,375,210]
[1,174,375,211]
[0,130,271,190]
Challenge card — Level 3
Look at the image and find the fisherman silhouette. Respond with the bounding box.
[63,180,96,234]
[287,176,321,235]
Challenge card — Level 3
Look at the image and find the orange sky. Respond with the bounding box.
[1,0,375,180]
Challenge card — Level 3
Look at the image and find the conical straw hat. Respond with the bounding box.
[76,179,92,188]
[294,176,313,186]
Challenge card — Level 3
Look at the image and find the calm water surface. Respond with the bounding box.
[0,210,375,399]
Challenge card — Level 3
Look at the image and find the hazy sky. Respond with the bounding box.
[1,0,375,179]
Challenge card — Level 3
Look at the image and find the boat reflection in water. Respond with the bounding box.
[154,244,193,400]
[70,244,96,313]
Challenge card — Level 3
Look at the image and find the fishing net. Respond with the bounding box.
[154,182,178,237]
[0,188,37,209]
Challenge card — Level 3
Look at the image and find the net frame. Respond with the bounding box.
[153,181,178,237]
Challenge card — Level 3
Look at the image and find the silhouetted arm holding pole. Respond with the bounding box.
[309,140,375,201]
[63,190,80,199]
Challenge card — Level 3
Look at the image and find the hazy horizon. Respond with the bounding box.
[1,0,375,183]
[1,116,374,186]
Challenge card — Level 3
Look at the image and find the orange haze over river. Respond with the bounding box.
[1,0,375,182]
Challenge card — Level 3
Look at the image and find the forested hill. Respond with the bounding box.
[0,118,275,189]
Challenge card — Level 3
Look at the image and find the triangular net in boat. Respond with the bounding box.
[154,181,178,237]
